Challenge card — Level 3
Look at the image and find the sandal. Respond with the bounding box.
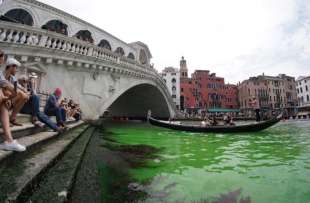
[10,119,23,126]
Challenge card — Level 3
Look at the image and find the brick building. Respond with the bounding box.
[179,57,239,113]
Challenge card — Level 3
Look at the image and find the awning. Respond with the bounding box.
[297,111,310,116]
[207,108,240,113]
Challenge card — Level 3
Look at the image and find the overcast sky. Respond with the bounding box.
[40,0,310,84]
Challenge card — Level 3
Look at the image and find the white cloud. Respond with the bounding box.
[39,0,309,83]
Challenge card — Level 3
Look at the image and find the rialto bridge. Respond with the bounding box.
[0,0,176,119]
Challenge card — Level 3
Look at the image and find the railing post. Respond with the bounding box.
[0,29,6,41]
[87,47,93,56]
[39,35,48,47]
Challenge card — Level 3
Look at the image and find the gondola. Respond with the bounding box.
[147,112,282,133]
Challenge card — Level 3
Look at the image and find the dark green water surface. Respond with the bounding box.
[103,120,310,203]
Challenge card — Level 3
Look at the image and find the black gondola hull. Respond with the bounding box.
[148,115,281,133]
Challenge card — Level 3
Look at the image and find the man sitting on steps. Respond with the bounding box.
[2,58,29,126]
[0,54,26,151]
[44,88,67,128]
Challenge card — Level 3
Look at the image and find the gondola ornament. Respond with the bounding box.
[147,110,152,121]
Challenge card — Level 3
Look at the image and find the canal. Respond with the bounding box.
[83,120,310,203]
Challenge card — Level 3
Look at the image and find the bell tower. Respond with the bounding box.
[180,56,188,78]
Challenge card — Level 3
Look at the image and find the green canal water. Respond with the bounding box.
[101,120,310,203]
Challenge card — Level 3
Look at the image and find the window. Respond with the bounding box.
[172,86,176,91]
[300,87,303,93]
[306,85,308,91]
[172,95,176,98]
[307,95,310,102]
[297,88,299,94]
[181,88,183,92]
[171,78,176,83]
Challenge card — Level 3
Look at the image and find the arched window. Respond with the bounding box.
[139,49,147,64]
[41,20,68,35]
[75,30,94,43]
[171,78,176,83]
[1,9,34,26]
[127,52,135,60]
[115,47,125,56]
[172,86,176,91]
[98,39,111,50]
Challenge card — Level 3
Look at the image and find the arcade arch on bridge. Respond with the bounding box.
[139,49,147,64]
[98,39,112,50]
[1,8,34,26]
[74,30,94,43]
[127,52,135,60]
[41,20,68,35]
[115,47,125,56]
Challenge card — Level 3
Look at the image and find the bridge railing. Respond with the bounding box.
[0,21,156,71]
[0,21,176,111]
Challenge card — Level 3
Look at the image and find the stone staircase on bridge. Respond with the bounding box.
[0,115,96,202]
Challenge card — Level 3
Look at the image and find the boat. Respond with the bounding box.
[147,112,282,133]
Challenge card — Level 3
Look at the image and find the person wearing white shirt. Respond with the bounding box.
[0,51,26,152]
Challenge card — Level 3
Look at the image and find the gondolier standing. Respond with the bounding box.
[250,97,260,122]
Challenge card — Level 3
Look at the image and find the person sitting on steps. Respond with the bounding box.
[18,75,64,132]
[0,52,26,151]
[2,58,29,126]
[44,88,67,128]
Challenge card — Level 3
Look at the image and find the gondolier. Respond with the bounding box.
[250,97,260,122]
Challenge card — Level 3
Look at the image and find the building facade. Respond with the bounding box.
[223,84,239,109]
[296,76,310,108]
[161,67,181,109]
[179,57,239,113]
[238,74,297,116]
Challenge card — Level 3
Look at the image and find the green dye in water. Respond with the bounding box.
[100,120,310,203]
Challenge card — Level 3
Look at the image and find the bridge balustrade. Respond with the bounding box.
[0,21,175,110]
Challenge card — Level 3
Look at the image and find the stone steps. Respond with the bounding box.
[0,114,79,143]
[0,121,88,202]
[25,126,95,203]
[0,120,84,164]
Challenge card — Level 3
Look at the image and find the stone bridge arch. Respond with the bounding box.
[99,80,174,119]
